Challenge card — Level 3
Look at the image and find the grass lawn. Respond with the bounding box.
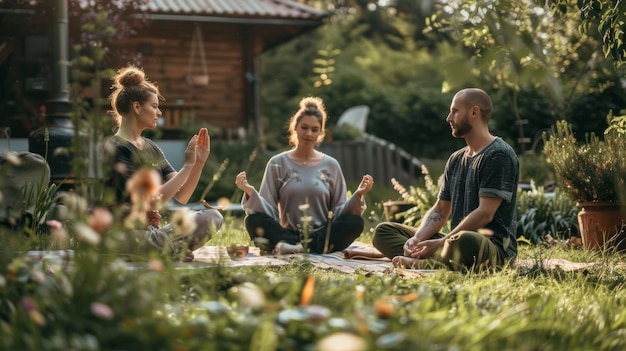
[4,211,626,351]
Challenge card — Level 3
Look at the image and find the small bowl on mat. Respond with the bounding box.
[226,245,249,259]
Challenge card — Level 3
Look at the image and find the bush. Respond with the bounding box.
[516,182,579,244]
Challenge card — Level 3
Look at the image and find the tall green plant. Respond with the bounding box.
[389,165,443,228]
[69,11,117,202]
[543,116,626,202]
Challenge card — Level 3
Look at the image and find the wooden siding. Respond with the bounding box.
[109,22,247,133]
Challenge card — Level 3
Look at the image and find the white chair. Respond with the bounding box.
[336,105,369,133]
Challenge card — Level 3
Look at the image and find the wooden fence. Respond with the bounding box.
[319,134,424,187]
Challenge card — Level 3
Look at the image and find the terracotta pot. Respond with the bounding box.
[577,201,626,251]
[383,200,415,223]
[186,74,209,86]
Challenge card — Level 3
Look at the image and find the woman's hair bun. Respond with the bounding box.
[300,96,323,111]
[115,66,145,87]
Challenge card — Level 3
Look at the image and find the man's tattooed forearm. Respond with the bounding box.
[425,209,444,224]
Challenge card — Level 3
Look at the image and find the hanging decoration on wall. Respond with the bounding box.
[186,24,209,86]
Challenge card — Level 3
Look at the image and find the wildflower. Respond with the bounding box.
[91,302,114,320]
[233,282,266,310]
[21,296,37,312]
[374,298,394,318]
[46,220,63,229]
[74,223,101,246]
[317,332,366,351]
[29,310,46,326]
[3,151,21,166]
[113,161,127,175]
[48,221,68,245]
[53,147,70,157]
[126,167,161,218]
[300,275,315,306]
[57,192,88,218]
[88,206,113,234]
[31,269,46,284]
[298,203,310,211]
[21,297,46,326]
[123,209,147,229]
[148,259,164,272]
[171,208,197,237]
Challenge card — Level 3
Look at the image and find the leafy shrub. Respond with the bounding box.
[516,182,579,244]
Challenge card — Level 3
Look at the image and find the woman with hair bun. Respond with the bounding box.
[235,96,373,254]
[104,65,222,257]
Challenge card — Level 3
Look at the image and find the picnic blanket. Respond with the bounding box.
[192,242,626,275]
[192,246,289,267]
[191,242,394,273]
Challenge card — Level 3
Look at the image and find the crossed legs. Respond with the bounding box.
[372,221,503,272]
[245,212,364,254]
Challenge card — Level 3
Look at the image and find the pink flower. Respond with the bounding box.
[46,220,63,229]
[91,302,114,320]
[88,206,113,234]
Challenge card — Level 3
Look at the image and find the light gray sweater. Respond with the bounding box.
[242,151,365,231]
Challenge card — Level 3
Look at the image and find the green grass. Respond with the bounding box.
[2,213,626,350]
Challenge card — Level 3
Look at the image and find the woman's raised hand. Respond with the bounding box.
[184,134,198,166]
[235,171,255,196]
[356,174,374,198]
[195,128,211,164]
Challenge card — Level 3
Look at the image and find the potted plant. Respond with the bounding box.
[543,114,626,250]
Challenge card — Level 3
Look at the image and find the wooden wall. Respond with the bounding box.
[109,22,250,136]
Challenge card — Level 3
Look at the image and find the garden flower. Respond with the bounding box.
[148,259,164,272]
[3,151,21,165]
[46,219,62,229]
[48,221,68,245]
[300,275,315,306]
[31,268,46,284]
[113,161,127,175]
[74,223,101,246]
[233,282,266,310]
[126,167,161,212]
[88,206,113,234]
[171,208,197,237]
[53,146,70,157]
[21,297,46,326]
[317,332,366,351]
[374,298,394,319]
[91,302,114,320]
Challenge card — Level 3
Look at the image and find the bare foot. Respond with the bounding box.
[392,256,427,269]
[273,242,305,255]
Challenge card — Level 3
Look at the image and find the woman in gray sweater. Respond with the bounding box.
[235,97,373,254]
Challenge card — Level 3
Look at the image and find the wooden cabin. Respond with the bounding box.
[0,0,326,139]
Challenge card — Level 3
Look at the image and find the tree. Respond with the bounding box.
[426,0,626,153]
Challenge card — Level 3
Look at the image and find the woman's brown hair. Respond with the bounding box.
[287,96,328,147]
[108,65,162,128]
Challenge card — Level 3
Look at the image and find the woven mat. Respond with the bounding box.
[515,258,622,271]
[192,246,289,267]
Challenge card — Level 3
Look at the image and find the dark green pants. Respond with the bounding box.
[372,222,505,272]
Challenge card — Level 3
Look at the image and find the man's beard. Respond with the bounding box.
[451,115,472,137]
